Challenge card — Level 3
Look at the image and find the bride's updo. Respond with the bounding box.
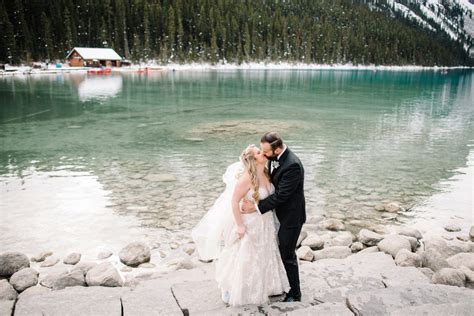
[239,145,260,203]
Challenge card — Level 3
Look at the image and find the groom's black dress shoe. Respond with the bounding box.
[283,295,301,302]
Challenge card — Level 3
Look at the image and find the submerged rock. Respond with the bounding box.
[63,252,81,265]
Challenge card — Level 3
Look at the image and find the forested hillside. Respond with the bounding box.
[0,0,472,66]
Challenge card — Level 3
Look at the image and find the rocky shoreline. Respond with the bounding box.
[1,213,473,315]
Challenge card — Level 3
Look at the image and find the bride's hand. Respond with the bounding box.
[237,224,246,238]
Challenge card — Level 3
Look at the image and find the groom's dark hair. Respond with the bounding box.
[261,132,283,150]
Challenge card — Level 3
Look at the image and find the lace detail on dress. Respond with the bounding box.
[215,185,290,306]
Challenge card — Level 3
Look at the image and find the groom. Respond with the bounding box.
[241,131,306,302]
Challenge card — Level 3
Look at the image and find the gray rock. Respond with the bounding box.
[424,237,471,259]
[0,279,17,300]
[176,257,195,270]
[17,286,50,299]
[53,270,86,290]
[458,265,474,283]
[301,234,324,250]
[0,252,30,277]
[400,235,418,251]
[313,246,352,260]
[296,246,314,261]
[319,218,345,231]
[40,256,59,267]
[85,262,123,287]
[350,242,364,252]
[358,229,384,246]
[39,268,69,288]
[171,279,223,314]
[358,246,379,254]
[63,252,81,265]
[97,250,113,260]
[377,235,411,258]
[119,242,151,267]
[0,301,15,316]
[138,263,156,268]
[421,248,450,272]
[432,268,466,287]
[121,278,182,315]
[183,244,195,255]
[395,249,422,267]
[395,226,423,240]
[286,302,353,315]
[456,235,470,242]
[470,226,474,239]
[390,302,474,316]
[418,267,435,280]
[71,261,98,276]
[444,224,461,232]
[346,284,474,315]
[385,202,402,213]
[14,286,127,316]
[30,251,53,262]
[325,233,353,247]
[9,268,39,292]
[297,230,308,247]
[446,253,474,270]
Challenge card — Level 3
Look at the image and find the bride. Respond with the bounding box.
[192,144,289,306]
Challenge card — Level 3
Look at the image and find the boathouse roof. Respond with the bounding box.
[66,47,122,60]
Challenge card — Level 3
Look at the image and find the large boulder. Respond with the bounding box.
[14,286,127,316]
[432,268,466,287]
[377,235,411,258]
[18,286,50,299]
[395,249,422,267]
[85,262,123,287]
[40,256,59,267]
[296,246,314,261]
[421,248,450,272]
[446,253,474,270]
[0,252,30,277]
[358,229,383,246]
[9,268,39,292]
[313,246,352,260]
[119,242,151,267]
[0,279,17,300]
[53,270,86,290]
[346,284,474,315]
[301,234,324,250]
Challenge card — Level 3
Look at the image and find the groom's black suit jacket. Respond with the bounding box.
[258,147,306,228]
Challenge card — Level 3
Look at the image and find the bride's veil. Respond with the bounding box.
[191,161,243,261]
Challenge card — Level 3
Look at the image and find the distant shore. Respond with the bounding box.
[1,62,472,76]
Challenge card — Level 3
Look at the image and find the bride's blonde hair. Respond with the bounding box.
[239,144,260,203]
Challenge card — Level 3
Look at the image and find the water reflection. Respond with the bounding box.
[77,76,123,102]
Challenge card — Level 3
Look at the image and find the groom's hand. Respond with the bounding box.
[241,200,257,214]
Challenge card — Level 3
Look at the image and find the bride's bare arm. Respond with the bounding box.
[232,174,251,237]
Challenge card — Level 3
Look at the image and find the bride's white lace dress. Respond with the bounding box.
[215,185,290,306]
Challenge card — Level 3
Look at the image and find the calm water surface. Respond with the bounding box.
[0,69,472,256]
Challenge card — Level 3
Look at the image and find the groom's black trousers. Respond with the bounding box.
[278,224,303,297]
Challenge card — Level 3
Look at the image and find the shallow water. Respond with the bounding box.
[0,69,473,256]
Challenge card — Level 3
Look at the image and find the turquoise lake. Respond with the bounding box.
[0,69,472,256]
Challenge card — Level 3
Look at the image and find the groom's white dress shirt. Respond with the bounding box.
[255,145,287,214]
